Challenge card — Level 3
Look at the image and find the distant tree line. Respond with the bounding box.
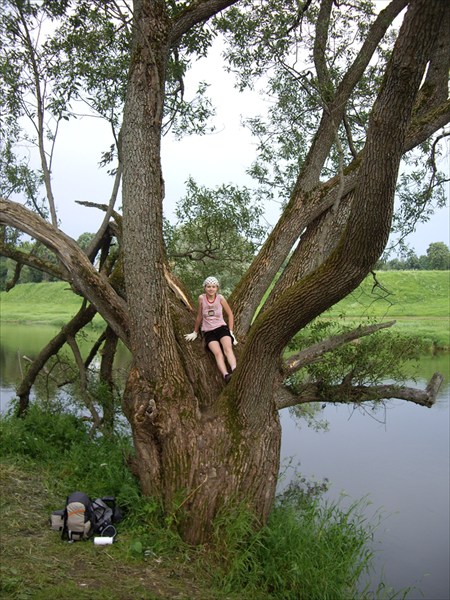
[2,237,448,293]
[376,242,450,271]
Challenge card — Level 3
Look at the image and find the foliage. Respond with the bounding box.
[390,143,449,251]
[0,0,216,215]
[214,0,447,224]
[289,319,427,392]
[377,242,450,271]
[165,177,267,297]
[76,232,96,251]
[0,404,89,461]
[206,479,405,600]
[426,241,450,270]
[0,404,137,506]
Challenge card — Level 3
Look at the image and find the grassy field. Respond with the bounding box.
[324,270,449,349]
[1,272,449,348]
[327,270,449,317]
[0,282,105,327]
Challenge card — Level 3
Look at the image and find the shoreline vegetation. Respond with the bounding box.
[1,271,449,350]
[0,409,409,600]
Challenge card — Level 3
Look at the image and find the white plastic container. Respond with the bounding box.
[94,536,114,545]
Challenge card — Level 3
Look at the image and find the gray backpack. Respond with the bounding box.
[51,491,121,541]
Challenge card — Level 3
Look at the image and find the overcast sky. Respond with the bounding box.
[46,39,449,257]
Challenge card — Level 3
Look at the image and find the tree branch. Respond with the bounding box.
[66,334,102,430]
[15,303,98,416]
[85,163,122,262]
[170,0,240,47]
[0,197,130,345]
[231,0,411,332]
[0,242,68,282]
[275,372,444,410]
[283,320,396,376]
[235,0,446,421]
[313,0,333,91]
[297,0,410,191]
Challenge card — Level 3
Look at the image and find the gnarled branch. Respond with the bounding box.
[275,372,444,410]
[0,197,130,345]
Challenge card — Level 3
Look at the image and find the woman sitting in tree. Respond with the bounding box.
[185,276,237,382]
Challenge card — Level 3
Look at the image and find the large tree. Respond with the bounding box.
[1,0,448,543]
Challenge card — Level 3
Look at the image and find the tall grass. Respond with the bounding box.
[0,404,138,510]
[206,485,407,600]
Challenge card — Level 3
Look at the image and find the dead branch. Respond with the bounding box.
[66,334,102,430]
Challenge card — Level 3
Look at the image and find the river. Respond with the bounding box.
[1,324,449,599]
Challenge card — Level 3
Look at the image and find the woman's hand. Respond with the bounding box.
[184,332,198,342]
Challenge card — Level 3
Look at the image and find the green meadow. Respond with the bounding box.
[0,281,104,327]
[325,270,449,349]
[1,271,449,348]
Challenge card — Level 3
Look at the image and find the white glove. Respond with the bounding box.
[184,332,198,342]
[230,330,238,346]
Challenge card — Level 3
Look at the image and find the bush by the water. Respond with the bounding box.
[0,405,405,599]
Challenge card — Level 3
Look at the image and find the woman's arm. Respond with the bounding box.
[194,295,203,333]
[221,297,234,331]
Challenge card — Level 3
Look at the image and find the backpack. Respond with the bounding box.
[51,491,122,542]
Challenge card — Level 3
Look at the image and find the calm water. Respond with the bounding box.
[1,323,449,599]
[280,353,450,600]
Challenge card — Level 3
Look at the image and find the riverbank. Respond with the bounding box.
[0,407,400,600]
[1,272,449,348]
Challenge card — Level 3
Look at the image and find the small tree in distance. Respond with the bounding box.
[426,241,450,270]
[0,0,448,543]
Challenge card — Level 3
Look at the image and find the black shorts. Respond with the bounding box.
[203,325,231,347]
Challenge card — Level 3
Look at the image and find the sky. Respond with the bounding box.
[38,34,450,258]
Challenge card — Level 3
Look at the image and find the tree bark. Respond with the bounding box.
[119,0,282,543]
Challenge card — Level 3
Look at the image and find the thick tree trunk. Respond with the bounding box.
[1,0,448,547]
[117,0,447,545]
[120,0,281,543]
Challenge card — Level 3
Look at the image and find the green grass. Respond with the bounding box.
[1,273,449,348]
[323,271,450,350]
[0,282,104,327]
[0,406,406,600]
[327,271,449,318]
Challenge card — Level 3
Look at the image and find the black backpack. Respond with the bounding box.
[51,491,122,542]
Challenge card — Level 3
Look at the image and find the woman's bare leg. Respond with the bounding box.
[220,336,236,371]
[208,340,228,377]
